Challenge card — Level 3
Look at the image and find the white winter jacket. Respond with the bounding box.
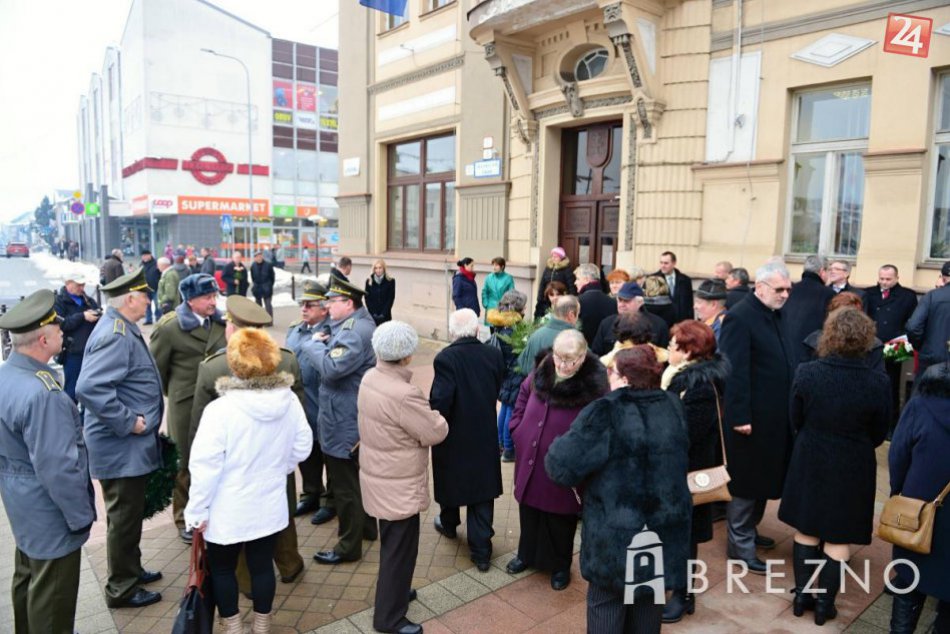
[184,372,313,544]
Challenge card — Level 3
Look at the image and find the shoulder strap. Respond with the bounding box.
[935,480,950,506]
[712,382,728,468]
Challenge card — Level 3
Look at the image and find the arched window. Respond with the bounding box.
[575,48,609,81]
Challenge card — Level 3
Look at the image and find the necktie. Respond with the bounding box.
[667,274,675,296]
[882,288,890,300]
[203,319,210,331]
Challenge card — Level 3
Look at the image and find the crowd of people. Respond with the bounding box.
[0,247,948,634]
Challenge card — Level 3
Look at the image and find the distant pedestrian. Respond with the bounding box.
[365,259,396,326]
[452,257,480,316]
[100,248,125,285]
[156,257,180,314]
[53,272,101,400]
[534,247,575,319]
[199,247,216,276]
[486,290,528,462]
[222,251,249,297]
[251,251,276,319]
[330,256,352,283]
[655,251,694,323]
[713,261,733,281]
[481,256,515,316]
[273,244,286,269]
[300,247,312,274]
[725,268,750,309]
[140,251,160,324]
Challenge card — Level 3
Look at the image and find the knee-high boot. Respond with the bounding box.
[662,542,697,623]
[814,555,843,626]
[889,590,926,634]
[791,542,821,617]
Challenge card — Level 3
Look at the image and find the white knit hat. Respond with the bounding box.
[372,320,419,362]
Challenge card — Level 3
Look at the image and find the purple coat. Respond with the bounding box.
[509,352,608,515]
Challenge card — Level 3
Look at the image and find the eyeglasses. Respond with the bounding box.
[553,352,583,368]
[760,281,791,294]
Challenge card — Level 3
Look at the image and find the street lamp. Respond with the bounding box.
[200,48,255,256]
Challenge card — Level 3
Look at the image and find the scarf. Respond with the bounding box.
[458,267,476,282]
[661,359,695,391]
[373,273,384,285]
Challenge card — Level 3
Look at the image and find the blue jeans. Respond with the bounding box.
[497,403,514,452]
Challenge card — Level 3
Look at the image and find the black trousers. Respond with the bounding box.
[299,439,334,510]
[884,359,903,431]
[207,532,278,617]
[100,474,148,606]
[587,583,663,634]
[254,294,274,318]
[374,514,420,632]
[324,455,375,560]
[13,547,81,634]
[516,503,577,573]
[440,501,495,564]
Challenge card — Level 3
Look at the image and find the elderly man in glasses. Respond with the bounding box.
[717,261,795,576]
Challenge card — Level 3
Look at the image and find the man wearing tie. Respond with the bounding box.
[656,251,694,322]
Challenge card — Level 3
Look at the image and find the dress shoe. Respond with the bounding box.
[112,588,161,608]
[473,560,491,572]
[280,562,304,583]
[313,550,355,565]
[505,557,528,574]
[661,588,695,623]
[755,534,776,549]
[550,570,571,591]
[501,449,515,463]
[743,558,768,575]
[294,498,318,517]
[394,620,423,634]
[138,570,162,584]
[433,516,457,539]
[311,507,337,525]
[179,528,193,544]
[409,588,417,602]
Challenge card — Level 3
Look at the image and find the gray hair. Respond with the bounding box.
[552,295,580,319]
[553,329,587,356]
[755,261,791,285]
[716,260,734,273]
[157,256,170,267]
[803,255,827,274]
[111,248,123,258]
[498,290,527,314]
[830,259,852,274]
[628,266,646,280]
[448,309,480,341]
[371,320,418,362]
[107,290,146,310]
[11,325,54,350]
[574,263,600,282]
[729,267,750,285]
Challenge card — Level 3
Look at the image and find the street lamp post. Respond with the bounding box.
[200,48,254,256]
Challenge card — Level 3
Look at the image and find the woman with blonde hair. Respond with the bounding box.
[365,259,396,326]
[185,328,313,634]
[642,275,676,328]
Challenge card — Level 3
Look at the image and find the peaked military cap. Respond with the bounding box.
[326,275,364,301]
[0,289,63,333]
[100,267,152,297]
[179,273,219,301]
[299,280,328,303]
[225,295,272,328]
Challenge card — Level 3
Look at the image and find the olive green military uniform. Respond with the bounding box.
[149,306,226,530]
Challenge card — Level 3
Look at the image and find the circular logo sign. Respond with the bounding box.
[70,202,85,215]
[694,473,711,488]
[182,147,233,185]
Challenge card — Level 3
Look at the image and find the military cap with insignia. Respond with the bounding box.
[100,267,152,297]
[326,275,365,301]
[299,280,328,303]
[0,289,63,333]
[225,295,273,327]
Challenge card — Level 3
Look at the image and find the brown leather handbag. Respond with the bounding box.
[878,480,950,555]
[687,384,732,506]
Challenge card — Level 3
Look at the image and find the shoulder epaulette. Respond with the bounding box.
[113,319,126,336]
[342,317,355,330]
[154,312,177,329]
[288,319,302,328]
[203,349,227,363]
[35,370,62,392]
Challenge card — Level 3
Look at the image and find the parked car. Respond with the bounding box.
[5,242,29,258]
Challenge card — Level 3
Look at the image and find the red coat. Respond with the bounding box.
[509,353,608,514]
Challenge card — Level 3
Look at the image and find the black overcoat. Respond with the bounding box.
[590,310,670,355]
[667,353,730,544]
[533,259,576,318]
[545,388,691,595]
[250,260,275,299]
[364,275,396,325]
[725,285,750,310]
[778,357,890,544]
[782,271,834,366]
[718,292,793,500]
[577,283,617,345]
[863,284,918,342]
[653,268,694,322]
[429,337,505,507]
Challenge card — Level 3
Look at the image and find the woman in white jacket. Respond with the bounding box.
[185,328,312,633]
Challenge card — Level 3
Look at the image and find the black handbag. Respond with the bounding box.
[172,530,215,634]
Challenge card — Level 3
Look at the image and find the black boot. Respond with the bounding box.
[791,542,821,617]
[814,555,843,626]
[889,590,926,634]
[661,588,694,623]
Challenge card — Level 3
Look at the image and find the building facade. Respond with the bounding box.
[339,0,950,338]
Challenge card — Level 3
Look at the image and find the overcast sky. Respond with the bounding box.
[0,0,339,221]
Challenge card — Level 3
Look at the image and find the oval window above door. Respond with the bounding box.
[575,48,609,81]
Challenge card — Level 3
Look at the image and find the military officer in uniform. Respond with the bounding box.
[286,280,336,524]
[304,275,378,565]
[76,268,164,609]
[0,289,97,633]
[189,295,307,589]
[149,273,226,543]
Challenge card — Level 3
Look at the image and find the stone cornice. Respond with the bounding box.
[367,55,465,95]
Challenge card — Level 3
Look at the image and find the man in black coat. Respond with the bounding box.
[573,263,616,346]
[783,255,834,366]
[655,251,694,322]
[906,261,950,379]
[864,264,919,433]
[330,256,352,283]
[53,273,101,401]
[221,251,249,297]
[429,309,505,571]
[725,267,750,309]
[140,251,160,324]
[250,251,276,318]
[719,261,794,574]
[199,248,216,276]
[591,282,669,355]
[826,259,864,299]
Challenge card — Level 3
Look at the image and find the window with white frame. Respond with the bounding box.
[428,0,454,11]
[930,73,950,259]
[788,84,871,256]
[384,7,408,31]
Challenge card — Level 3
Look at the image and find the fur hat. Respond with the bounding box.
[372,320,418,362]
[226,328,280,379]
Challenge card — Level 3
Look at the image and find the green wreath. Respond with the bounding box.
[143,433,179,521]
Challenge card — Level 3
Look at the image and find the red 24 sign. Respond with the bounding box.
[883,13,932,58]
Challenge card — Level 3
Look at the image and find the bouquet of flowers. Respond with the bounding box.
[883,337,914,363]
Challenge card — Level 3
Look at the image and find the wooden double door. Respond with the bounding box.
[558,122,623,274]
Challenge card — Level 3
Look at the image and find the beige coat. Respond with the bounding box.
[357,361,448,521]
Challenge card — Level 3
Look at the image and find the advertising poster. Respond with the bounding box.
[297,83,317,112]
[273,80,294,109]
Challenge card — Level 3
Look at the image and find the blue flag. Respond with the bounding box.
[359,0,408,17]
